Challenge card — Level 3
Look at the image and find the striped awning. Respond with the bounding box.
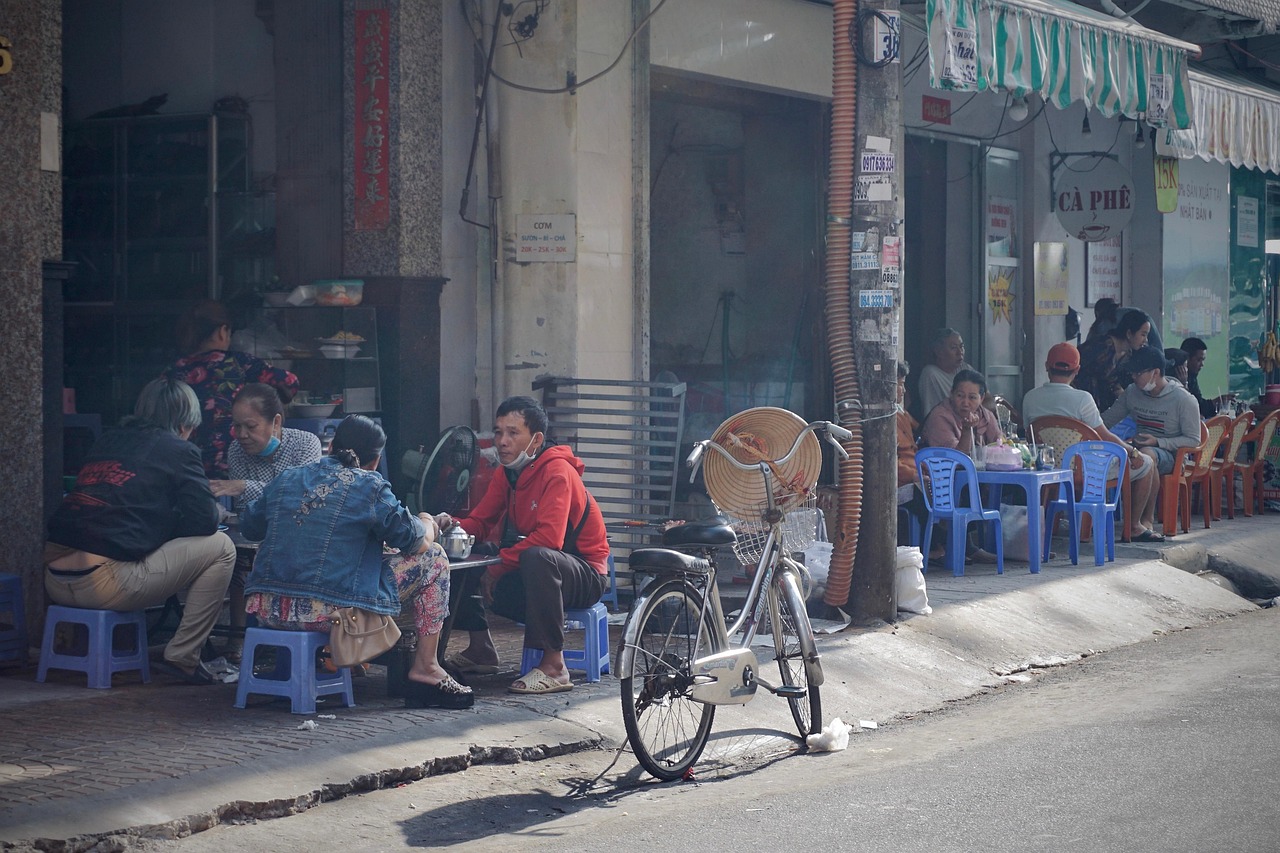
[926,0,1200,129]
[1185,69,1280,174]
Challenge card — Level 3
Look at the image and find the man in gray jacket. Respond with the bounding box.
[1102,345,1202,540]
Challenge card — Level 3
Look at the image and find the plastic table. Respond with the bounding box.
[976,467,1074,574]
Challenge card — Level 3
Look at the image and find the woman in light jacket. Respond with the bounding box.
[241,415,472,709]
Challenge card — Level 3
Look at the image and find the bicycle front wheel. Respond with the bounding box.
[621,579,721,781]
[769,568,822,738]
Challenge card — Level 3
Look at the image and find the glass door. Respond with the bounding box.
[981,147,1022,404]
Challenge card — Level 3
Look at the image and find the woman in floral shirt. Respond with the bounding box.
[164,300,299,478]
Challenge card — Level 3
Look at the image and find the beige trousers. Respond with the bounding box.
[45,533,236,670]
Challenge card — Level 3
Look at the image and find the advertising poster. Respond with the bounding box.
[1087,236,1123,306]
[987,196,1016,257]
[1033,242,1069,316]
[1230,168,1266,401]
[987,264,1016,324]
[1162,158,1229,395]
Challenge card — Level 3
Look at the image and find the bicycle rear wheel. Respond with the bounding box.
[769,568,822,738]
[620,579,721,781]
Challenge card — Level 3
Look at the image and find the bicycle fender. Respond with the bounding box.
[615,581,662,680]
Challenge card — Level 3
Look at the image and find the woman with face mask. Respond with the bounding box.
[216,384,322,509]
[215,383,322,662]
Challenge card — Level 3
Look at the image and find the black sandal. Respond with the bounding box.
[405,675,475,709]
[1132,529,1167,543]
[153,660,218,685]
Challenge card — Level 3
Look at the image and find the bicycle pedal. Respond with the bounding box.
[773,685,807,699]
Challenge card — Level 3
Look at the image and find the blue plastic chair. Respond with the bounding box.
[915,447,1003,577]
[1043,441,1127,567]
[897,504,922,548]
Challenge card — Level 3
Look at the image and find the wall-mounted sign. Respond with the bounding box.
[873,11,900,65]
[353,10,391,231]
[1154,156,1179,213]
[1034,242,1069,316]
[858,290,894,309]
[1055,156,1134,242]
[860,151,896,174]
[851,251,881,271]
[987,266,1016,324]
[0,36,12,75]
[1237,195,1260,248]
[1086,235,1122,306]
[922,95,951,125]
[516,214,576,262]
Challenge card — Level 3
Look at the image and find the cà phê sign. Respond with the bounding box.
[1054,156,1134,242]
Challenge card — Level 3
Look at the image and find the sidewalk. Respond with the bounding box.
[2,515,1276,850]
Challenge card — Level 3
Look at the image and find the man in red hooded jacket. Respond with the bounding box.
[435,396,609,694]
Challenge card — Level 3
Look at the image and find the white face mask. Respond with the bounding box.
[1142,377,1159,393]
[501,434,541,471]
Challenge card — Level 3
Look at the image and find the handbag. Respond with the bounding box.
[328,606,401,667]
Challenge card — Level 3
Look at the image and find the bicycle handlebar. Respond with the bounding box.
[687,420,850,482]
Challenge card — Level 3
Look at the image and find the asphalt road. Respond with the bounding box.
[141,607,1280,852]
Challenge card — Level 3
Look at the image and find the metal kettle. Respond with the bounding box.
[443,526,475,560]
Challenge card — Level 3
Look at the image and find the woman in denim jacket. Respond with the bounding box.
[241,415,472,709]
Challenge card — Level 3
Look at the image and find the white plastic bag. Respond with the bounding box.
[802,541,833,601]
[999,504,1029,561]
[894,546,932,615]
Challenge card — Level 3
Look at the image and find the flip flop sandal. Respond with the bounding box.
[444,652,501,675]
[508,668,573,695]
[1132,529,1167,543]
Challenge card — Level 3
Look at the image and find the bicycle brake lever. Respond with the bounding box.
[826,422,853,442]
[687,441,706,483]
[824,427,851,460]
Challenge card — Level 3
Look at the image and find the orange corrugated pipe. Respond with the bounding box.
[823,0,862,610]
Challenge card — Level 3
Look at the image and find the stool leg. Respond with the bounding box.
[88,614,113,689]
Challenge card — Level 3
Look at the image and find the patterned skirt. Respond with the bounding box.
[246,543,450,636]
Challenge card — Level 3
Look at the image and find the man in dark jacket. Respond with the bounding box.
[436,396,609,694]
[45,378,236,684]
[1180,337,1234,418]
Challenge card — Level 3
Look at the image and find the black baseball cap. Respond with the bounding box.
[1126,345,1165,374]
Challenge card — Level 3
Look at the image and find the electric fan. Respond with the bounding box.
[400,425,478,515]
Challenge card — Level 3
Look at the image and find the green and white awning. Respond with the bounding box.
[1184,69,1280,174]
[926,0,1199,129]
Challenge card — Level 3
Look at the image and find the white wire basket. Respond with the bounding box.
[721,492,819,566]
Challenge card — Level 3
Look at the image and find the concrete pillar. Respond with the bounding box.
[492,1,639,399]
[0,0,62,639]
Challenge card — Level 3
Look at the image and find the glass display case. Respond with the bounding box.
[240,306,382,415]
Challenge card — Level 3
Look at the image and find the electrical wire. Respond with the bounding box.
[478,0,671,95]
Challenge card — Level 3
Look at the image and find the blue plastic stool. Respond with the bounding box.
[519,601,610,683]
[598,554,619,611]
[234,627,355,715]
[0,574,27,666]
[37,605,151,688]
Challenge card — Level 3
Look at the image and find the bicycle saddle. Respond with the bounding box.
[629,548,712,574]
[661,517,737,547]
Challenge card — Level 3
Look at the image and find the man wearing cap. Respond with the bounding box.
[1102,345,1201,540]
[1023,342,1161,542]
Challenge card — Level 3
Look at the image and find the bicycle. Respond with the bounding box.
[616,412,851,781]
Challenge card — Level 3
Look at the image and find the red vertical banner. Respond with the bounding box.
[354,8,391,231]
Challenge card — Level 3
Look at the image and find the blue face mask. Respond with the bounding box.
[257,435,281,457]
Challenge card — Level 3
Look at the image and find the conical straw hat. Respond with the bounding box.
[704,407,822,519]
